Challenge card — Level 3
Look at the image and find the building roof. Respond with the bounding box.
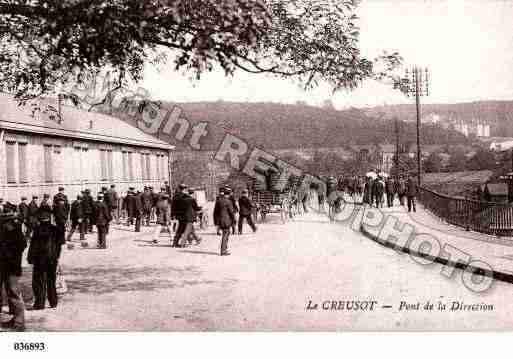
[482,183,508,196]
[0,93,174,150]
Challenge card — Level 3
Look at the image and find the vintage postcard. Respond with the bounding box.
[0,0,513,346]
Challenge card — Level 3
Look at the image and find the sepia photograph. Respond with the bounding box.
[1,0,513,350]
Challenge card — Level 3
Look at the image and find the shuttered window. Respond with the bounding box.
[122,151,128,180]
[44,145,52,182]
[107,150,113,180]
[18,143,27,183]
[5,141,16,183]
[146,154,151,180]
[128,152,134,180]
[100,149,107,180]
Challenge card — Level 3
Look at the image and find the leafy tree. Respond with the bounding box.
[0,0,401,100]
[447,148,467,172]
[423,152,442,173]
[466,148,497,171]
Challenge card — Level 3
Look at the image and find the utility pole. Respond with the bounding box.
[396,66,430,187]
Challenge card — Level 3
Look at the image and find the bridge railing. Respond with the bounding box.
[418,187,513,237]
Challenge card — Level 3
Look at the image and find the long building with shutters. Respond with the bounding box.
[0,93,174,202]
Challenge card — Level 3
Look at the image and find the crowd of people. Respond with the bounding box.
[0,180,265,331]
[316,173,419,214]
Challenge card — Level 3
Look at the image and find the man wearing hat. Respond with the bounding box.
[82,189,94,233]
[27,196,40,239]
[67,195,85,242]
[107,185,120,225]
[141,187,153,226]
[186,188,202,245]
[38,194,53,222]
[152,192,172,244]
[53,187,70,245]
[0,206,26,331]
[214,188,225,235]
[28,211,62,310]
[123,187,137,226]
[213,188,236,256]
[171,184,195,248]
[93,193,111,249]
[224,187,238,235]
[238,189,257,234]
[18,196,29,238]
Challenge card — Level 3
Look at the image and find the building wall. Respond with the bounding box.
[0,130,171,202]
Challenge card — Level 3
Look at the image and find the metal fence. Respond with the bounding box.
[418,187,513,237]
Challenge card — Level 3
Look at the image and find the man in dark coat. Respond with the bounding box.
[225,187,238,234]
[372,177,385,208]
[123,188,137,226]
[385,177,395,208]
[53,187,70,245]
[18,196,29,238]
[82,189,94,233]
[38,194,53,223]
[150,186,159,224]
[93,193,112,249]
[28,212,63,310]
[141,187,153,226]
[238,189,257,234]
[172,184,195,248]
[27,195,39,240]
[396,177,407,206]
[67,195,85,242]
[406,175,418,213]
[152,193,172,244]
[0,209,26,331]
[213,189,236,256]
[107,185,120,224]
[187,189,202,245]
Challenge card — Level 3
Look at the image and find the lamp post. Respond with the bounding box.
[395,66,430,187]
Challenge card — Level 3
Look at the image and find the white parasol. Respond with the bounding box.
[366,171,377,179]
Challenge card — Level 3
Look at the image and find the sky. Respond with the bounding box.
[141,0,513,109]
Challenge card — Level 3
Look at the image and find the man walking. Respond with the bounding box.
[67,195,85,242]
[38,194,53,222]
[0,208,26,331]
[141,187,153,226]
[152,193,173,244]
[93,193,111,249]
[18,196,29,238]
[385,177,395,208]
[27,212,63,310]
[406,175,418,213]
[238,189,257,234]
[172,184,194,248]
[53,187,70,246]
[187,189,202,245]
[82,189,94,233]
[214,188,236,256]
[396,176,407,206]
[107,185,120,225]
[225,187,238,235]
[124,187,137,227]
[27,195,39,240]
[373,176,385,208]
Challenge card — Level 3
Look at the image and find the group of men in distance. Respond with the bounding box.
[361,174,418,212]
[323,174,419,213]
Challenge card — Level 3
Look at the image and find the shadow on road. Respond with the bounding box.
[178,250,220,256]
[63,265,231,295]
